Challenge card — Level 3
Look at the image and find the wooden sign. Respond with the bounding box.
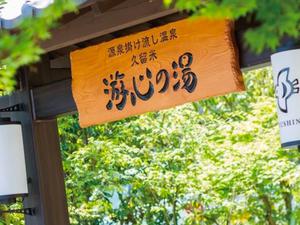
[70,18,244,127]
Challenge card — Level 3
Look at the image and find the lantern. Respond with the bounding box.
[0,120,28,202]
[271,49,300,148]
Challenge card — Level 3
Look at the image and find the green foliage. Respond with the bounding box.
[0,202,24,225]
[0,0,77,91]
[164,0,300,53]
[58,68,300,225]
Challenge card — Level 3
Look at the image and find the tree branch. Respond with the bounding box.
[261,195,277,225]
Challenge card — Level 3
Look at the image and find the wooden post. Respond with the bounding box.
[31,120,70,225]
[0,73,70,225]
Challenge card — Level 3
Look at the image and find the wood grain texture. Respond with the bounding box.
[41,0,177,52]
[33,120,70,225]
[71,18,244,127]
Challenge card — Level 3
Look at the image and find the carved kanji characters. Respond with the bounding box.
[142,36,151,48]
[160,31,169,42]
[169,28,178,40]
[134,39,141,50]
[131,55,139,67]
[139,52,147,64]
[151,35,159,45]
[125,42,133,53]
[117,44,124,55]
[156,69,170,93]
[149,50,157,61]
[172,52,197,93]
[108,46,116,57]
[131,68,154,103]
[103,71,129,111]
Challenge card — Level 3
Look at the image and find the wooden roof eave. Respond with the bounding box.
[41,0,178,52]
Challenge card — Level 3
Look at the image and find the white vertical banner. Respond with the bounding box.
[271,49,300,148]
[0,123,28,199]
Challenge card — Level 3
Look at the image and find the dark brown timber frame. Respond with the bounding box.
[0,0,299,225]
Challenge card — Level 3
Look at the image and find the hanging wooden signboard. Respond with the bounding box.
[70,18,244,127]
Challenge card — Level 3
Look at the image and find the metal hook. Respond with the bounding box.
[0,103,24,112]
[0,208,35,216]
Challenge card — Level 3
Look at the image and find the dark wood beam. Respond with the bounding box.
[32,79,76,119]
[237,38,300,71]
[91,0,125,14]
[79,0,109,9]
[50,56,71,69]
[42,0,178,52]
